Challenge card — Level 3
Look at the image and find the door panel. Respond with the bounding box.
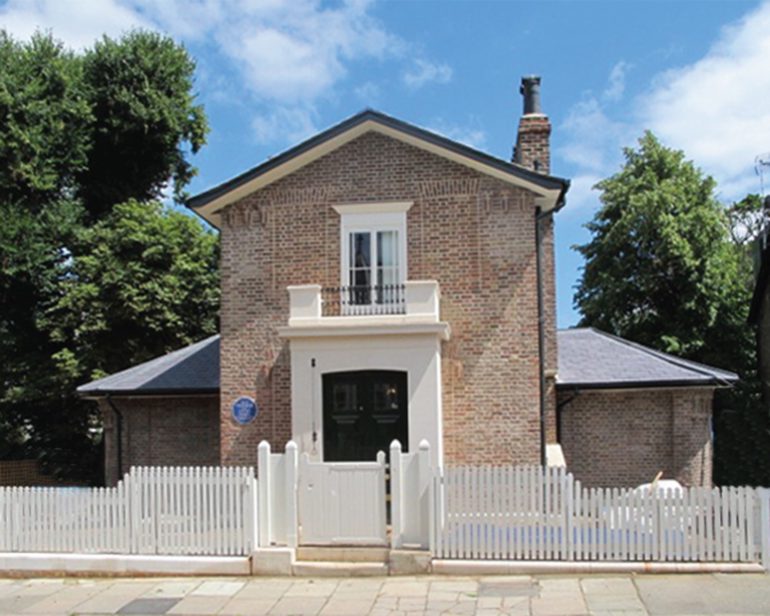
[323,370,408,462]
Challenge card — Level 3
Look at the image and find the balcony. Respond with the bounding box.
[321,284,406,316]
[278,280,450,340]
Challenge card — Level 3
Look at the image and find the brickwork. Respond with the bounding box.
[99,396,220,486]
[219,131,557,466]
[672,389,714,487]
[557,388,714,487]
[514,116,552,175]
[0,460,75,487]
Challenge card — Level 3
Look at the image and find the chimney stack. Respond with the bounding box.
[513,75,551,174]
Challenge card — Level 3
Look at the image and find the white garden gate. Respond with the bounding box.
[297,452,388,545]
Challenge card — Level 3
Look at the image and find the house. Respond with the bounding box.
[79,77,737,488]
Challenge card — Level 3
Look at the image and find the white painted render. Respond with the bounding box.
[287,332,444,467]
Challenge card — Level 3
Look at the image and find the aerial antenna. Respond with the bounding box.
[755,152,770,197]
[755,153,770,249]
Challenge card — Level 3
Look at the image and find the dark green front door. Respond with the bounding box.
[322,370,408,462]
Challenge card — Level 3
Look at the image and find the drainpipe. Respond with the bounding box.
[535,207,550,467]
[105,394,123,481]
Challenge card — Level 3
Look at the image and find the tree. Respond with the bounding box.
[0,32,91,208]
[0,30,214,483]
[574,132,753,376]
[574,132,769,485]
[48,200,219,382]
[78,32,207,218]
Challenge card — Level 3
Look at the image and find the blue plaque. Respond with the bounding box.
[231,396,258,425]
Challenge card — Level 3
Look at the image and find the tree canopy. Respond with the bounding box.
[574,132,768,485]
[574,131,753,376]
[0,30,216,482]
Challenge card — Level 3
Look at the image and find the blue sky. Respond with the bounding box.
[3,0,770,326]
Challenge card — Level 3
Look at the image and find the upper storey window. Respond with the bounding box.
[333,202,411,309]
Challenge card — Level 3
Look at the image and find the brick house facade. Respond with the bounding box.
[80,78,737,487]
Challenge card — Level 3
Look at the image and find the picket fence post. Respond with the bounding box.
[257,441,272,547]
[390,440,403,549]
[284,441,299,548]
[759,487,770,571]
[417,439,432,550]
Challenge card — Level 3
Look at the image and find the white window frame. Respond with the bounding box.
[334,202,411,298]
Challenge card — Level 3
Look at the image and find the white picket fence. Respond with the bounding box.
[0,466,257,556]
[431,465,769,564]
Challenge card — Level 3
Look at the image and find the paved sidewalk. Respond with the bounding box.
[0,573,767,615]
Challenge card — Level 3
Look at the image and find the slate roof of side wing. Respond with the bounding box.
[76,336,220,395]
[556,327,738,389]
[76,329,737,396]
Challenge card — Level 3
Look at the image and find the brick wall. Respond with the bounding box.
[219,131,558,466]
[99,396,220,486]
[558,388,714,487]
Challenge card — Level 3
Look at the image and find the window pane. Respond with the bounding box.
[377,231,396,267]
[353,269,371,287]
[377,267,397,287]
[350,232,370,269]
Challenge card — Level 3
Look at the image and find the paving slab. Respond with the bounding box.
[235,578,294,599]
[21,583,105,614]
[143,579,201,598]
[118,596,181,614]
[268,595,329,615]
[71,583,155,614]
[283,579,339,597]
[634,573,770,615]
[319,597,376,614]
[190,579,246,596]
[581,577,646,612]
[167,593,231,614]
[219,597,279,615]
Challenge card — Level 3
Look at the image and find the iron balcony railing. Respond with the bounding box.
[321,284,406,316]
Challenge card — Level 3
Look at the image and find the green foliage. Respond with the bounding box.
[575,132,753,376]
[575,132,769,485]
[0,30,215,483]
[48,200,219,381]
[0,32,91,207]
[78,32,208,217]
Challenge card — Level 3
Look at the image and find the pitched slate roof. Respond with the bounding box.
[187,109,570,227]
[77,328,737,397]
[556,328,738,389]
[76,336,220,396]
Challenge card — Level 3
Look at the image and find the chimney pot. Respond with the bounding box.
[520,75,542,115]
[513,75,551,173]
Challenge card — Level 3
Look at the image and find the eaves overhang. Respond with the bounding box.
[555,379,727,392]
[78,387,219,399]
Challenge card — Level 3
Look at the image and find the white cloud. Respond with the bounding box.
[603,61,630,102]
[403,58,453,89]
[0,0,412,144]
[561,174,603,217]
[354,81,381,103]
[426,119,486,149]
[558,2,770,208]
[638,1,770,198]
[558,96,635,181]
[0,0,149,48]
[252,106,318,145]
